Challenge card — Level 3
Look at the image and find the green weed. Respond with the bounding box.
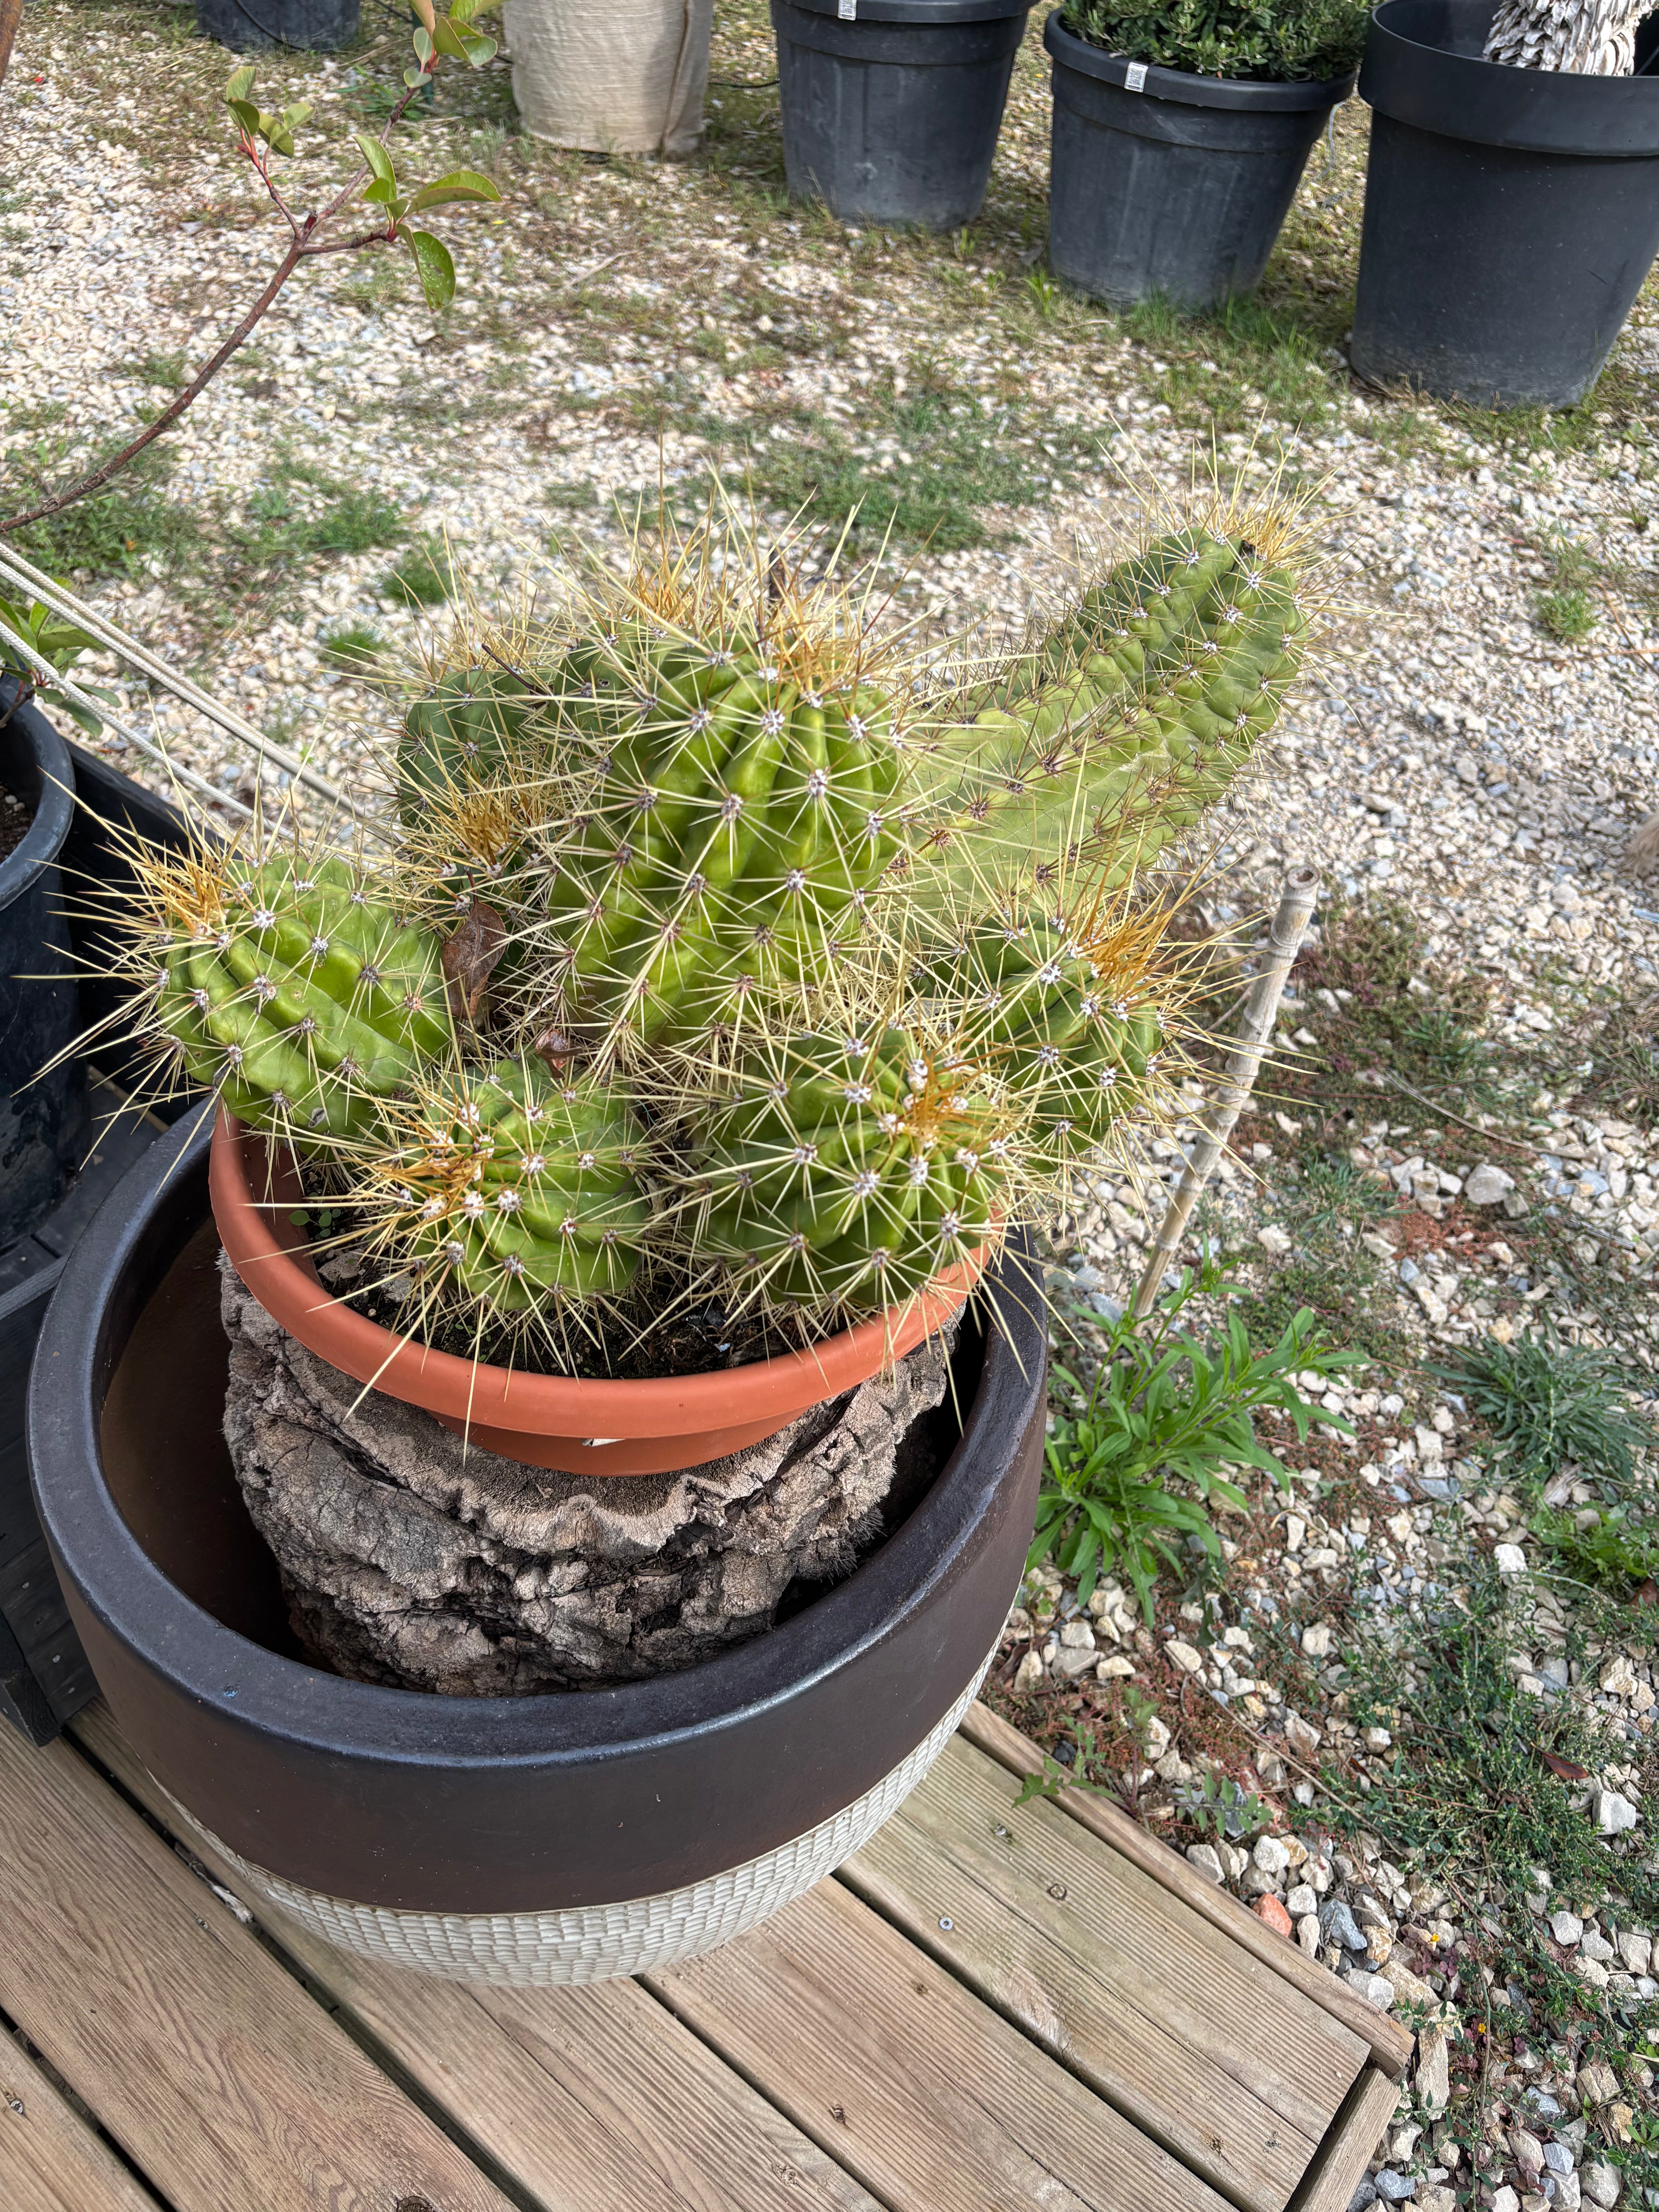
[1532,1502,1659,1598]
[1433,1333,1652,1501]
[1171,1769,1269,1841]
[9,442,198,585]
[1537,586,1598,644]
[1032,1264,1357,1619]
[379,534,457,607]
[319,621,386,672]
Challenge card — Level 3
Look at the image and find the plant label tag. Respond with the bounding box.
[838,0,857,16]
[1124,60,1148,89]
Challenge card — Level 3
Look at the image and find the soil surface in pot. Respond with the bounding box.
[219,1254,973,1696]
[0,779,34,864]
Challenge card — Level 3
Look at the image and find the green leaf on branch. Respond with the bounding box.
[404,228,455,311]
[226,96,261,136]
[225,64,256,103]
[355,134,397,186]
[406,169,501,213]
[457,31,498,64]
[364,177,404,210]
[403,64,428,87]
[431,15,471,58]
[412,23,435,62]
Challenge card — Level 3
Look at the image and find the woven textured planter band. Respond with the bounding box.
[168,1650,993,1985]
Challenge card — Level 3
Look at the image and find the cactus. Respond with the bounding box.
[355,1056,651,1309]
[910,522,1312,908]
[85,482,1324,1365]
[939,899,1180,1172]
[398,664,542,819]
[675,1025,1017,1309]
[148,849,452,1141]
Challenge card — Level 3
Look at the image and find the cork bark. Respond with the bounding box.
[219,1255,959,1696]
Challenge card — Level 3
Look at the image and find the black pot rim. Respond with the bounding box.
[1360,0,1659,156]
[30,1112,1048,1777]
[778,0,1030,24]
[1043,10,1357,108]
[0,684,76,915]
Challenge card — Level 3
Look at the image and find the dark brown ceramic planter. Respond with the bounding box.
[27,1114,1046,1983]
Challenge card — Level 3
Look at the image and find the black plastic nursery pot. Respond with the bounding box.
[27,1113,1047,1980]
[1,731,196,1748]
[772,0,1031,230]
[195,0,360,50]
[0,687,87,1254]
[1352,0,1659,408]
[1044,12,1354,310]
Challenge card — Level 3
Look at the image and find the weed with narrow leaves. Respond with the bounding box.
[1434,1333,1652,1501]
[1032,1263,1358,1620]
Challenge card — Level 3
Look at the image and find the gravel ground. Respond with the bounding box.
[3,6,1658,2205]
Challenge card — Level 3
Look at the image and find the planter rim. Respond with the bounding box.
[779,0,1030,25]
[29,1111,1046,1772]
[1044,10,1357,108]
[0,685,76,916]
[209,1111,984,1474]
[1359,0,1659,156]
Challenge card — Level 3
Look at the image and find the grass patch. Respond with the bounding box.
[230,476,407,572]
[379,533,459,607]
[1312,1565,1659,2187]
[1568,986,1659,1130]
[1120,291,1346,434]
[697,376,1105,553]
[1434,1333,1652,1502]
[7,438,198,585]
[319,621,386,672]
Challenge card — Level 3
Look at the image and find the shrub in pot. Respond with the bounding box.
[31,489,1331,1980]
[503,0,717,155]
[772,0,1033,231]
[1044,0,1365,308]
[1351,0,1659,407]
[195,0,361,50]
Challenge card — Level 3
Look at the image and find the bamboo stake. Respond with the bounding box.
[1131,862,1321,1321]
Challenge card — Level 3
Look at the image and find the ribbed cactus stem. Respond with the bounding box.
[359,1056,651,1307]
[678,1027,1015,1308]
[151,852,452,1142]
[909,528,1309,907]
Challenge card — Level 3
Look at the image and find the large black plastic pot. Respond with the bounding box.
[1,738,197,1750]
[28,1114,1046,1982]
[772,0,1030,230]
[1352,0,1659,407]
[1044,12,1354,309]
[0,688,87,1252]
[195,0,359,50]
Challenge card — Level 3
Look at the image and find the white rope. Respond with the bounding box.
[0,611,256,824]
[0,539,386,835]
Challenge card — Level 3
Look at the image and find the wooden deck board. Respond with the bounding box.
[0,1698,1403,2212]
[74,1702,880,2212]
[649,1875,1239,2212]
[0,2033,159,2212]
[842,1733,1365,2212]
[959,1702,1415,2080]
[0,1721,512,2212]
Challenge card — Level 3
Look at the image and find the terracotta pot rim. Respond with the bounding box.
[208,1110,985,1449]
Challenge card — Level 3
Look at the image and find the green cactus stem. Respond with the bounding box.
[360,1056,651,1307]
[676,1026,1017,1310]
[526,629,910,1048]
[910,526,1311,906]
[151,852,452,1141]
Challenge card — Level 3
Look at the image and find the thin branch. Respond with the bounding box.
[0,59,434,539]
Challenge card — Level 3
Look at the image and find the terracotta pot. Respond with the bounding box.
[209,1110,986,1476]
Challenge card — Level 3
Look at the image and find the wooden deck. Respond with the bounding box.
[0,1697,1412,2212]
